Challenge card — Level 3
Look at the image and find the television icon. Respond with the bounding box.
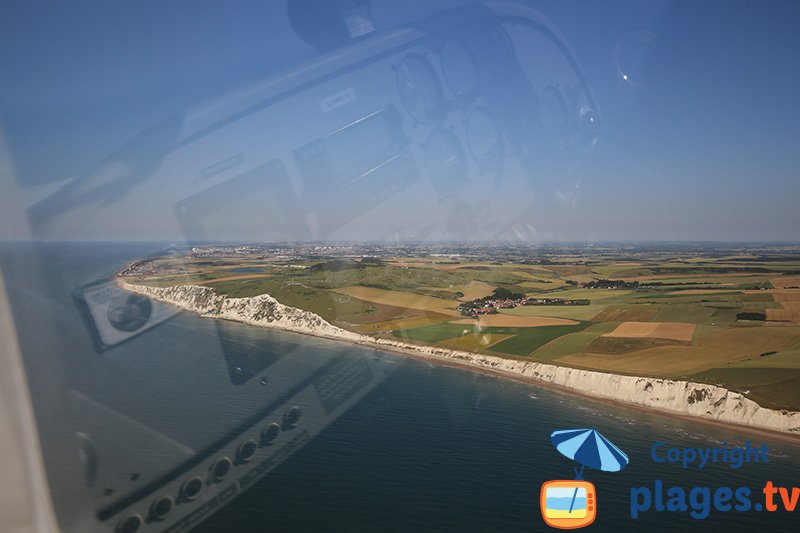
[540,480,596,529]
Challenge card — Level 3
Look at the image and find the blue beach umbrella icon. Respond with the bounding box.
[550,428,629,513]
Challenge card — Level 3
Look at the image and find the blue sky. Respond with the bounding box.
[1,0,798,242]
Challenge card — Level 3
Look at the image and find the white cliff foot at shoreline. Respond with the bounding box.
[118,280,800,436]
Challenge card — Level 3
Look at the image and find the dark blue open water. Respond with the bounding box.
[1,242,798,532]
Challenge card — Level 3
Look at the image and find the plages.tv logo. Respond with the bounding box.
[540,428,629,529]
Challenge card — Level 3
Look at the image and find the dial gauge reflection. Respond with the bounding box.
[540,85,568,139]
[466,108,503,170]
[440,40,477,96]
[395,53,443,124]
[424,130,467,197]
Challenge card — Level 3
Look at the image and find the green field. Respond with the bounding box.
[692,367,800,410]
[530,322,621,361]
[392,321,592,356]
[487,322,592,356]
[502,304,610,321]
[653,304,714,323]
[392,323,475,343]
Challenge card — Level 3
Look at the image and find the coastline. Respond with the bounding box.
[117,279,800,439]
[375,342,800,446]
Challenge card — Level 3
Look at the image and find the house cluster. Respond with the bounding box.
[456,295,590,317]
[191,246,261,258]
[118,258,191,279]
[118,260,160,277]
[456,296,526,317]
[525,297,590,306]
[581,279,640,289]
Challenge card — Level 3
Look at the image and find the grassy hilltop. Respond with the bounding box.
[124,247,800,411]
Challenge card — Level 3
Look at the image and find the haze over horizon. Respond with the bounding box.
[5,238,798,247]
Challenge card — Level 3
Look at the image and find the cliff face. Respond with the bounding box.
[118,281,800,435]
[118,281,361,340]
[373,340,800,434]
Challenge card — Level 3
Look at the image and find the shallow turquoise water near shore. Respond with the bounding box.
[2,242,799,532]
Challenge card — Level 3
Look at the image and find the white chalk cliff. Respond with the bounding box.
[119,280,800,435]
